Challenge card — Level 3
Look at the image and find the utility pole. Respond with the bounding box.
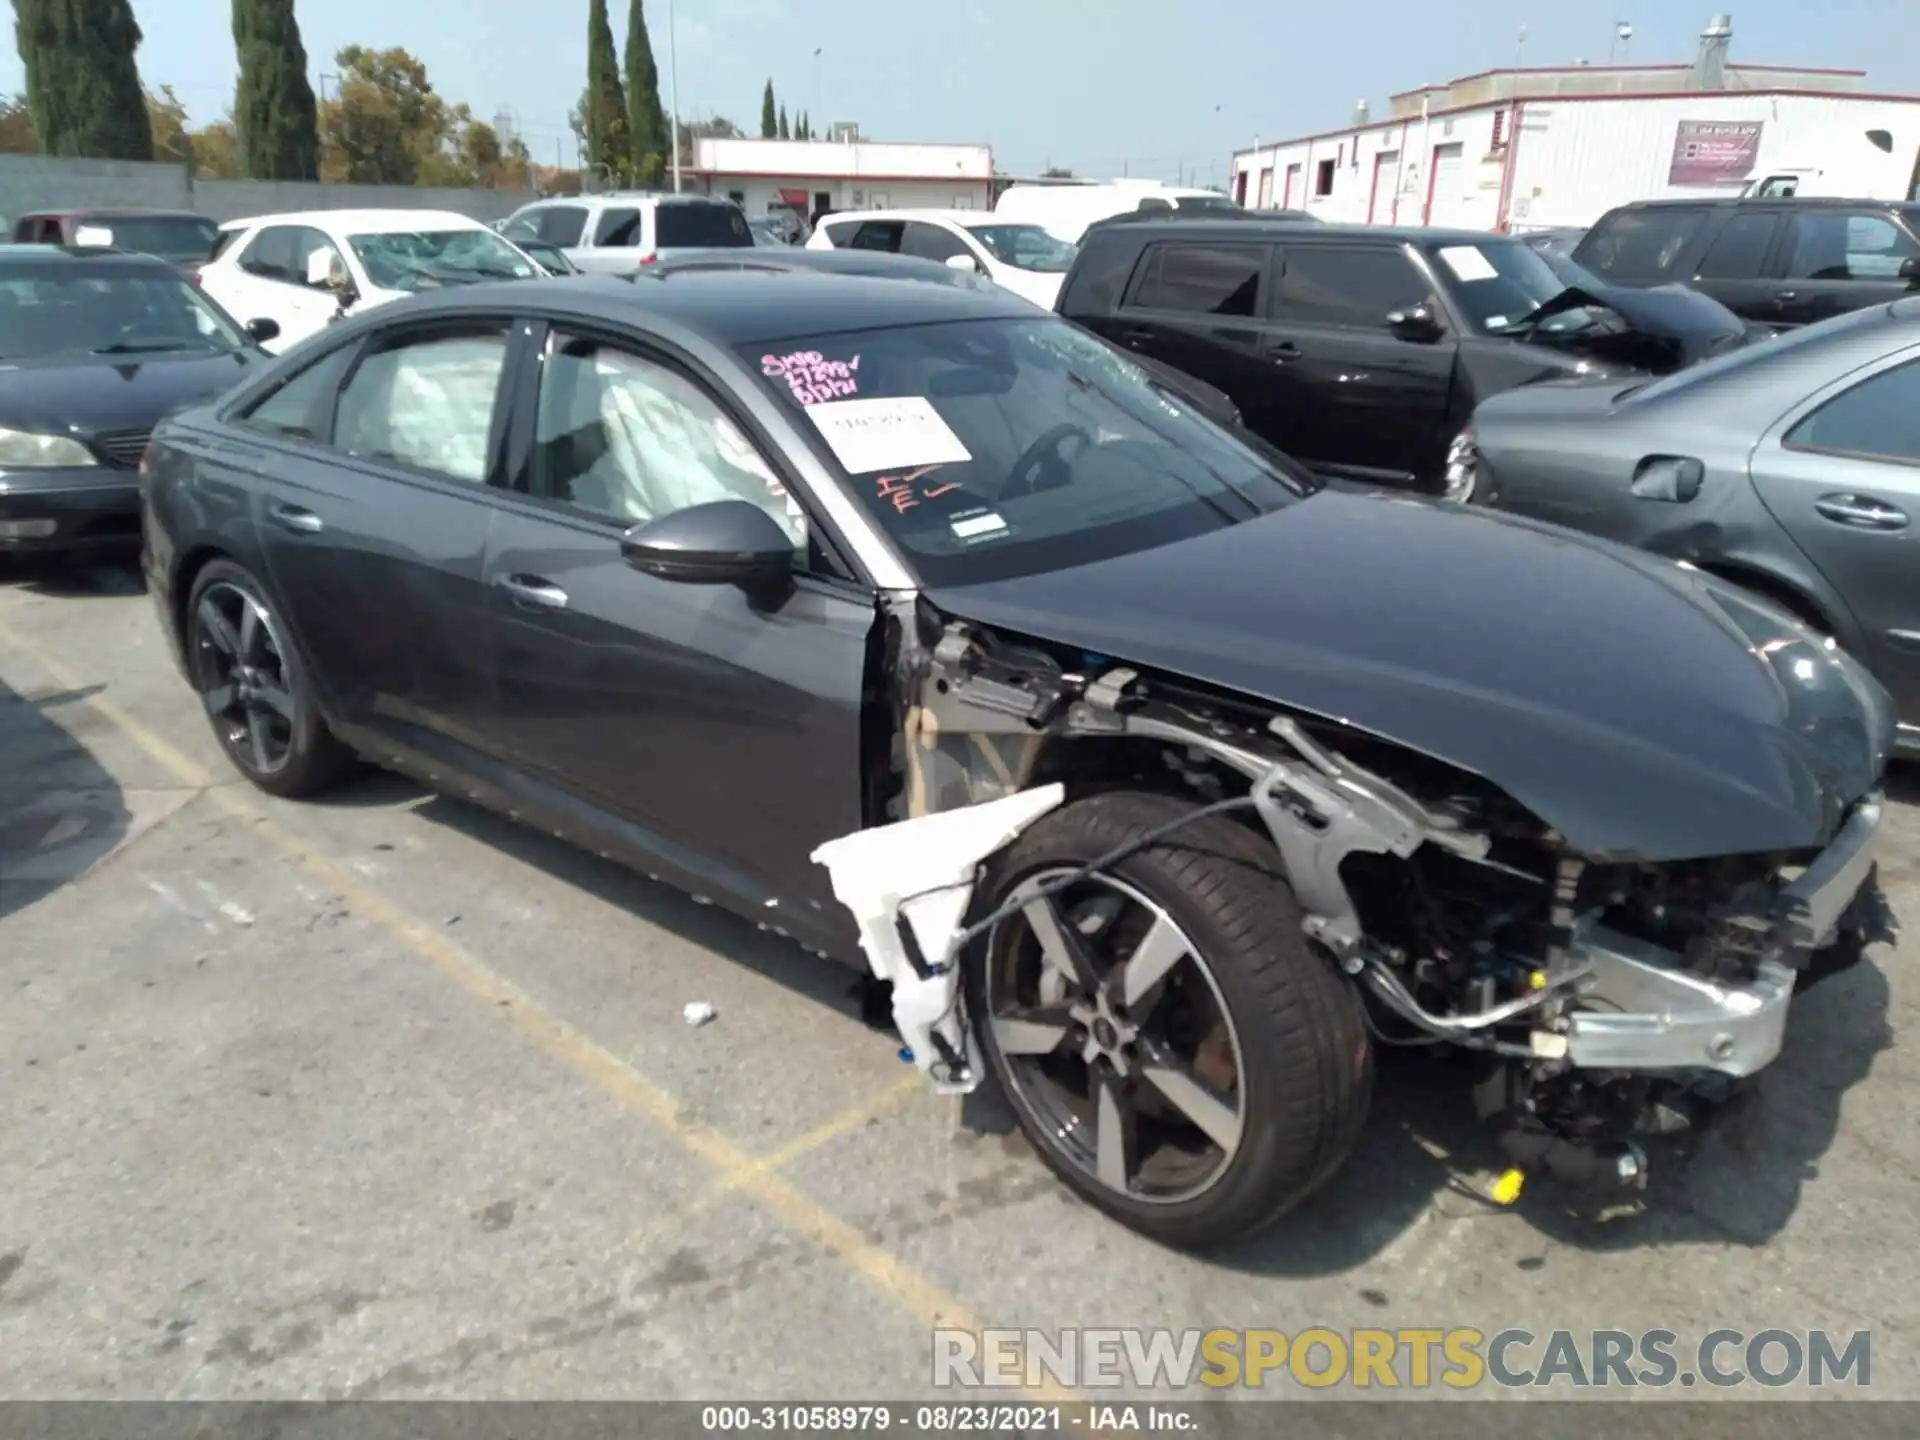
[667,0,683,191]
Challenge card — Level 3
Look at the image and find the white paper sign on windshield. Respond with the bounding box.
[804,397,973,475]
[1438,245,1498,283]
[72,225,115,248]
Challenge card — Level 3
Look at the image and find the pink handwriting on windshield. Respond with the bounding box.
[763,349,860,405]
[872,465,959,515]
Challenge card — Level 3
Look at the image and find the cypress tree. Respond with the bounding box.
[759,79,775,139]
[232,0,318,180]
[584,0,628,181]
[15,0,154,160]
[623,0,666,187]
[777,103,788,140]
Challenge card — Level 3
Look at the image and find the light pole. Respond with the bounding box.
[667,0,683,192]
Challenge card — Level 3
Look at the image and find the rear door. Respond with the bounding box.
[478,320,873,922]
[1686,207,1785,320]
[573,204,644,272]
[652,200,754,259]
[1267,239,1455,487]
[1766,208,1920,328]
[1750,347,1920,724]
[231,315,524,757]
[1107,239,1285,443]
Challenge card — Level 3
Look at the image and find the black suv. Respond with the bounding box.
[1572,197,1920,329]
[1058,217,1749,494]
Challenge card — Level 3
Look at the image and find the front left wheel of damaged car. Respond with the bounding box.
[966,790,1372,1250]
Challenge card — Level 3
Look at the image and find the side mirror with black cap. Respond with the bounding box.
[245,317,281,345]
[1899,256,1920,284]
[1386,302,1444,341]
[620,499,795,596]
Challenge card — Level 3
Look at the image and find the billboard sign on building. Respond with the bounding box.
[1669,120,1764,185]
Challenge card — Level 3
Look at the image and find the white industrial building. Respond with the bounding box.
[1230,14,1920,233]
[687,133,994,230]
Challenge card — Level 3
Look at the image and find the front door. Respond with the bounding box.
[1103,239,1289,445]
[1750,346,1920,724]
[1266,241,1457,488]
[480,322,873,918]
[1766,208,1920,328]
[226,224,348,353]
[1686,207,1785,321]
[237,316,520,755]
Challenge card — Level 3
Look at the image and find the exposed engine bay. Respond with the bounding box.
[813,599,1896,1197]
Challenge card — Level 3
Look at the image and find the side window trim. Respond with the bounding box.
[226,334,369,441]
[516,319,860,580]
[1781,351,1920,468]
[328,317,525,489]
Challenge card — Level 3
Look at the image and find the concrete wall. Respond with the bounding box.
[0,154,535,229]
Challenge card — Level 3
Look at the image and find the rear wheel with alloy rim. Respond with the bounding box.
[186,560,354,798]
[967,790,1373,1249]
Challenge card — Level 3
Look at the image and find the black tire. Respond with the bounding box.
[184,559,355,799]
[966,790,1372,1250]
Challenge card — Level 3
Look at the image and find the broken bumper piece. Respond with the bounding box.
[811,784,1067,1095]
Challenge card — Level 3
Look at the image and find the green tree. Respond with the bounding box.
[189,118,242,178]
[583,0,628,183]
[317,44,449,185]
[13,0,154,160]
[231,0,318,180]
[0,92,39,152]
[146,82,189,163]
[623,0,667,186]
[777,103,788,140]
[759,78,775,139]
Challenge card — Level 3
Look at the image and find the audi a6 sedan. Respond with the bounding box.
[142,273,1894,1249]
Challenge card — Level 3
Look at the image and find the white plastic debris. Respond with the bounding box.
[683,1002,716,1027]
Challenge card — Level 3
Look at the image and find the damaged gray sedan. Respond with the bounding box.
[142,273,1897,1250]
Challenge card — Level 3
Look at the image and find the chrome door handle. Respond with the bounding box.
[497,574,570,610]
[1814,494,1908,531]
[268,503,323,534]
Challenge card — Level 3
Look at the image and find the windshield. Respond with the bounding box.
[962,224,1078,273]
[348,228,539,292]
[1431,239,1604,336]
[745,316,1310,585]
[76,215,220,264]
[0,266,248,360]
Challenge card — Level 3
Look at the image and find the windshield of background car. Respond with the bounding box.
[743,316,1311,585]
[348,228,539,291]
[1431,239,1606,337]
[962,224,1078,273]
[657,204,754,248]
[0,263,248,360]
[78,215,220,264]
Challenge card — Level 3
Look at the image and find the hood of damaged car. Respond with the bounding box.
[926,488,1895,862]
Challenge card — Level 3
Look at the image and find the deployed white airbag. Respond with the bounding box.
[811,785,1066,1093]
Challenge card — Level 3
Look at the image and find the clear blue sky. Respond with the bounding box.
[4,0,1918,181]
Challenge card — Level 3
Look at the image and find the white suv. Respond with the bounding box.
[498,193,753,273]
[806,210,1077,308]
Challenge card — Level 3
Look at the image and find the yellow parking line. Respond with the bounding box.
[0,619,1076,1400]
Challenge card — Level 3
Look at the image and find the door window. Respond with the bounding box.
[900,222,970,264]
[593,208,641,247]
[1577,208,1709,281]
[847,221,905,253]
[239,226,299,282]
[529,332,807,545]
[1782,211,1920,280]
[1786,359,1920,463]
[333,329,511,482]
[1695,211,1779,279]
[235,344,361,441]
[535,206,589,247]
[1126,243,1266,317]
[1275,246,1428,327]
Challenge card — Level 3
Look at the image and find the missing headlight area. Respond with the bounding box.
[812,601,1894,1244]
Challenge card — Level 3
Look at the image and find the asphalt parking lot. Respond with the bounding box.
[1,551,1915,1405]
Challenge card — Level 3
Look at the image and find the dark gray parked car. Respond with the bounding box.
[1462,296,1920,750]
[141,272,1892,1247]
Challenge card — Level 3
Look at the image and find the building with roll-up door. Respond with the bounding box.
[1228,13,1920,234]
[687,133,994,235]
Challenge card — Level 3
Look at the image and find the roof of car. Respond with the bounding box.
[1081,216,1503,246]
[379,269,1034,345]
[1610,196,1920,211]
[15,207,210,221]
[217,209,489,233]
[0,243,179,268]
[818,209,995,228]
[516,192,735,209]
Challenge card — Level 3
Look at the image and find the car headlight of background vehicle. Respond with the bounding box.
[1444,426,1480,502]
[0,427,98,469]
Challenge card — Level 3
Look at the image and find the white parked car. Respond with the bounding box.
[805,210,1076,308]
[196,209,543,354]
[992,181,1242,245]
